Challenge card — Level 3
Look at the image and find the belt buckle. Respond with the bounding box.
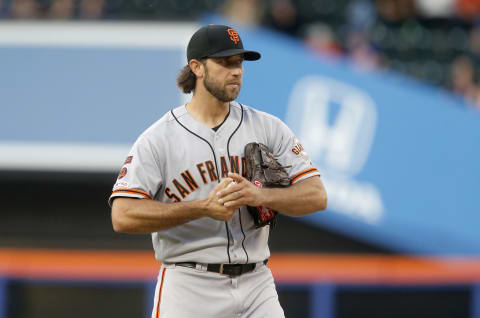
[219,264,238,277]
[230,265,242,277]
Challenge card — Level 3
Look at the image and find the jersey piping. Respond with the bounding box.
[170,108,232,264]
[212,109,231,132]
[226,103,250,264]
[238,210,249,264]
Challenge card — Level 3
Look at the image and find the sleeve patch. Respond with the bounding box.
[291,137,311,163]
[291,137,305,155]
[118,167,128,179]
[124,156,133,164]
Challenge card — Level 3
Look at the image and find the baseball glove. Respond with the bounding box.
[244,142,291,228]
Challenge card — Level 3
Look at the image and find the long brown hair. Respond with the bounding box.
[176,64,196,94]
[177,59,207,94]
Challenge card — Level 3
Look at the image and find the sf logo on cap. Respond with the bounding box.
[227,29,240,44]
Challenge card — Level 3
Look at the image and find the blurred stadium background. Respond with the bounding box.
[1,0,480,317]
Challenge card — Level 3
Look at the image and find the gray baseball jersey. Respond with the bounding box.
[109,101,320,264]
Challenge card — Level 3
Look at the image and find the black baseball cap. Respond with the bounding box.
[187,24,261,62]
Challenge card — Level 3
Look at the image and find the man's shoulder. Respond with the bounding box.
[233,102,282,124]
[139,105,185,140]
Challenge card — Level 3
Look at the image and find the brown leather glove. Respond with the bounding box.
[244,142,291,228]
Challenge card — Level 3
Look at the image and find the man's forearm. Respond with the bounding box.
[111,179,237,234]
[261,176,327,216]
[112,198,207,234]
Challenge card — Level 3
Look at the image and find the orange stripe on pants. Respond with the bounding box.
[156,268,167,318]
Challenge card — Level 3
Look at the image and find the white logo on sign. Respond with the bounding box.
[286,76,384,224]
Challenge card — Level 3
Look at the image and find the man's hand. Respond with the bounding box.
[202,178,238,221]
[216,172,263,209]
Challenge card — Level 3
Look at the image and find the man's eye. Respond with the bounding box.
[229,61,243,67]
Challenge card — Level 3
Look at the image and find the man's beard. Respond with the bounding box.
[204,68,240,103]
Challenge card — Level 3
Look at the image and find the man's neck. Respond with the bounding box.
[186,92,230,128]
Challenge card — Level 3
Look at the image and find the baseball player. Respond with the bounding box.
[109,24,327,318]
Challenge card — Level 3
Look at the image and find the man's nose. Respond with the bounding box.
[232,66,243,76]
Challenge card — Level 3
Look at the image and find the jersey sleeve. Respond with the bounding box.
[268,116,321,184]
[108,135,163,206]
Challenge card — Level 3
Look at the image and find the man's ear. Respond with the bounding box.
[189,59,205,78]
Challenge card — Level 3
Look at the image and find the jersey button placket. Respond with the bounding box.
[230,247,239,261]
[213,133,234,262]
[213,133,222,178]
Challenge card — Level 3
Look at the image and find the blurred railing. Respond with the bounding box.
[1,249,480,317]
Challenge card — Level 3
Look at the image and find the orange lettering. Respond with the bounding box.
[173,178,190,199]
[205,160,218,182]
[197,163,208,184]
[181,170,199,191]
[220,156,229,178]
[165,187,181,202]
[230,156,240,174]
[241,157,247,178]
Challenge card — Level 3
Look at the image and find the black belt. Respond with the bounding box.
[176,259,268,277]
